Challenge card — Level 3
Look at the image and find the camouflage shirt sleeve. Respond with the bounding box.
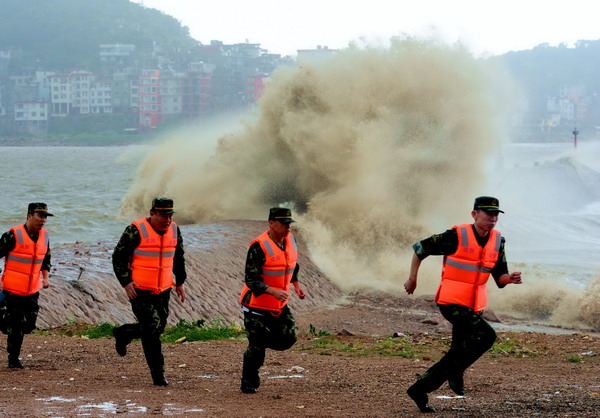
[112,224,139,287]
[413,229,459,259]
[413,227,509,286]
[0,231,16,273]
[0,230,16,261]
[173,226,187,286]
[245,242,268,296]
[491,237,508,288]
[42,240,52,272]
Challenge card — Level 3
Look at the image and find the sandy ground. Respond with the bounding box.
[0,221,599,416]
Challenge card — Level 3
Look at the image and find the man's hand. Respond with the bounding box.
[41,270,50,289]
[508,271,522,284]
[266,287,289,302]
[294,286,305,300]
[404,277,417,295]
[124,282,138,300]
[176,285,186,303]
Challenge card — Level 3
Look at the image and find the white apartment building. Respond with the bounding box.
[14,101,48,121]
[49,71,112,116]
[14,101,49,134]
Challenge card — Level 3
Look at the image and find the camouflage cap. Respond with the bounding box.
[268,207,295,223]
[28,202,54,216]
[151,197,175,213]
[473,196,504,213]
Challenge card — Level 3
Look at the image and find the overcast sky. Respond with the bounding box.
[140,0,600,56]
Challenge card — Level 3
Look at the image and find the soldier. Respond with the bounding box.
[239,207,306,394]
[0,202,53,369]
[404,196,522,413]
[112,197,187,386]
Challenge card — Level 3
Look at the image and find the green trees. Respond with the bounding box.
[0,0,196,71]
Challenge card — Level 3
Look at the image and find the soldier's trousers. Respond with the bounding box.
[2,291,40,361]
[115,289,171,377]
[412,304,497,393]
[241,305,297,388]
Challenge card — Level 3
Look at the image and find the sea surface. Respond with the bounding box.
[0,146,150,245]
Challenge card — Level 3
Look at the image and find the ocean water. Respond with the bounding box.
[486,140,600,289]
[0,146,151,245]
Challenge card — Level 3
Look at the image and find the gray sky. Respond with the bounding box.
[141,0,600,56]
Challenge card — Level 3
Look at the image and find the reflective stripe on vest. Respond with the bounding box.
[2,225,49,296]
[131,219,178,293]
[240,231,298,312]
[435,224,501,311]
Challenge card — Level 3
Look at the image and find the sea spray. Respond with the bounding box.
[122,38,512,292]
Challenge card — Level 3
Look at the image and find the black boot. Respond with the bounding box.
[407,384,436,413]
[7,333,24,369]
[8,356,23,369]
[240,378,259,394]
[112,326,130,357]
[448,373,465,396]
[151,372,169,386]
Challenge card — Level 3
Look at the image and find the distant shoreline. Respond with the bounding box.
[0,135,156,147]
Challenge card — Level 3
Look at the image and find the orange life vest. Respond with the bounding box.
[2,225,49,296]
[435,224,501,312]
[240,230,298,312]
[130,218,178,293]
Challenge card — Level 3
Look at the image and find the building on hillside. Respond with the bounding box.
[297,45,336,61]
[48,71,113,116]
[184,62,215,119]
[99,44,137,70]
[14,101,48,135]
[138,69,161,129]
[159,69,184,123]
[245,74,268,104]
[110,68,141,114]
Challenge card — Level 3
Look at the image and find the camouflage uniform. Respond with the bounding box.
[0,226,52,366]
[111,221,186,381]
[410,226,508,394]
[240,240,300,391]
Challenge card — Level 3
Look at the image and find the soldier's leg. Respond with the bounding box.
[439,304,496,394]
[266,306,297,351]
[441,305,496,371]
[112,323,141,356]
[241,312,268,392]
[131,290,170,385]
[4,292,39,368]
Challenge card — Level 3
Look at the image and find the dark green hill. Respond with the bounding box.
[495,40,600,99]
[0,0,197,70]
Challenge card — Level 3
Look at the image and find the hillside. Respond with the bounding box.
[0,0,197,70]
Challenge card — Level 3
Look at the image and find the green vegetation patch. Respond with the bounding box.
[490,335,539,358]
[36,319,245,342]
